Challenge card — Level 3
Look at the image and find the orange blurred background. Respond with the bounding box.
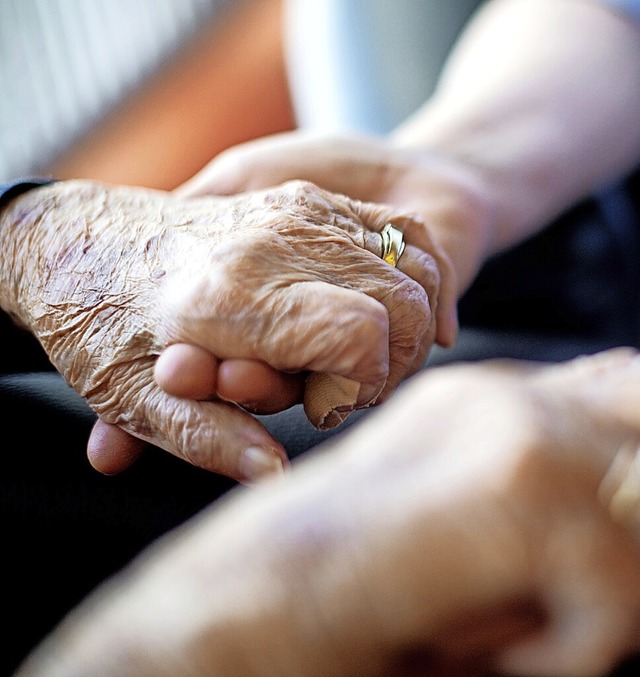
[47,0,295,190]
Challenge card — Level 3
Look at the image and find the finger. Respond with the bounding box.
[433,253,459,348]
[395,244,439,376]
[175,278,392,408]
[155,344,305,413]
[174,133,314,197]
[173,146,252,197]
[348,203,438,397]
[388,209,459,348]
[217,359,304,413]
[166,185,434,410]
[155,343,218,399]
[266,282,392,407]
[87,419,147,475]
[126,391,290,484]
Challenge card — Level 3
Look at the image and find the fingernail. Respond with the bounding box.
[240,446,285,484]
[356,382,383,408]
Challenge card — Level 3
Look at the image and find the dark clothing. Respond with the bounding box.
[0,178,54,208]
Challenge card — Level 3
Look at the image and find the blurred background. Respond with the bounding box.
[0,0,485,190]
[0,0,295,188]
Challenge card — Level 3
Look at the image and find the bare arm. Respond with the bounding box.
[47,0,295,190]
[394,0,640,262]
[180,0,640,297]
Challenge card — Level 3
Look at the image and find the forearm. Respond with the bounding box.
[392,0,640,255]
[16,378,531,676]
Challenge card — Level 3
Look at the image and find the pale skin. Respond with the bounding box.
[0,179,449,482]
[14,349,640,676]
[92,0,640,473]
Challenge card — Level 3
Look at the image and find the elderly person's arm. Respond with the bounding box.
[0,179,441,482]
[14,349,640,676]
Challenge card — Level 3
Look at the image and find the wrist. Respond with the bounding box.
[0,180,56,321]
[0,179,97,325]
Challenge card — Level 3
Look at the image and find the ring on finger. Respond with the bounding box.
[380,223,406,268]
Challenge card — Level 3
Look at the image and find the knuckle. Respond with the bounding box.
[278,179,319,205]
[413,249,442,294]
[318,300,389,379]
[389,277,432,332]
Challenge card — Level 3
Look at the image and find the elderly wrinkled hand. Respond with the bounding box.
[176,129,487,304]
[0,179,440,481]
[15,349,640,677]
[121,131,474,476]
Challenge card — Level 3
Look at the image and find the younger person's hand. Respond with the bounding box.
[17,349,640,676]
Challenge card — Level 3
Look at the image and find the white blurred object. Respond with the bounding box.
[0,0,232,180]
[284,0,481,135]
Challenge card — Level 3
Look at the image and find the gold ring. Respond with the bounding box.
[380,223,406,267]
[599,440,640,541]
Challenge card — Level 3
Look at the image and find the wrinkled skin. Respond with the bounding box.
[93,132,475,475]
[176,130,490,300]
[0,179,445,481]
[15,349,640,677]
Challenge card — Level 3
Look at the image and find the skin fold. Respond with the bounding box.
[5,2,640,674]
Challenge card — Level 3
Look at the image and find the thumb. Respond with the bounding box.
[175,133,315,197]
[174,142,271,197]
[125,392,289,484]
[87,419,147,475]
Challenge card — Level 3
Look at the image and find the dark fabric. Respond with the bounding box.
[459,175,640,346]
[605,0,640,20]
[0,178,55,210]
[2,368,237,675]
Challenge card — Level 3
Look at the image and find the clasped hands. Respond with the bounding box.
[0,176,455,482]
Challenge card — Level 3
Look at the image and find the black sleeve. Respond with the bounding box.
[0,178,56,210]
